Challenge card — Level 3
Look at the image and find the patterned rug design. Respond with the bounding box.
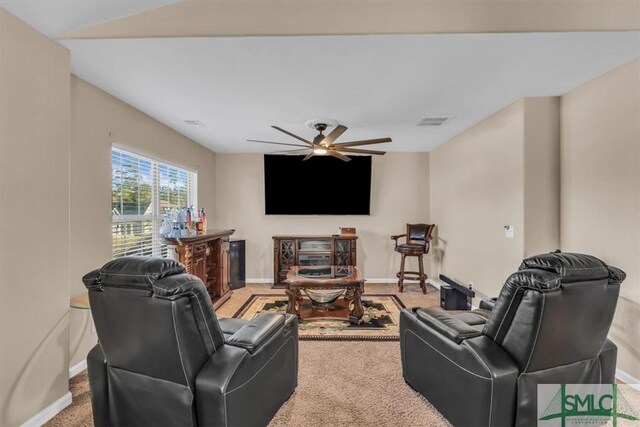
[232,294,406,340]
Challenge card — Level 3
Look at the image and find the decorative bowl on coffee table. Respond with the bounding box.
[304,289,345,308]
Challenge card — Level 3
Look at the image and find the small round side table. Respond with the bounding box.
[70,292,90,310]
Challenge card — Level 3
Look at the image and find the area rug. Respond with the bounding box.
[232,293,406,340]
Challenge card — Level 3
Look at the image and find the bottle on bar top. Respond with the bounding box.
[195,208,205,234]
[200,208,207,232]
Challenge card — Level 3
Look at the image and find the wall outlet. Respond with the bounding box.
[504,225,514,238]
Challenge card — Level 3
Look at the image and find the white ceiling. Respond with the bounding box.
[0,0,179,36]
[61,32,640,153]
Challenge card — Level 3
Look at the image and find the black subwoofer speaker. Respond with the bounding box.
[440,285,468,310]
[229,239,246,289]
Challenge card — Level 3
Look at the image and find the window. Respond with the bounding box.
[111,147,197,258]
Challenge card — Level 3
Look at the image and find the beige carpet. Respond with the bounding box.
[47,283,450,427]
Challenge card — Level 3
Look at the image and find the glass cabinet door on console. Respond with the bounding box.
[298,254,332,266]
[299,240,332,251]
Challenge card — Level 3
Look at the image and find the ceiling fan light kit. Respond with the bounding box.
[248,119,391,162]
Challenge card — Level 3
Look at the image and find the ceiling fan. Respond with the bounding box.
[247,120,391,162]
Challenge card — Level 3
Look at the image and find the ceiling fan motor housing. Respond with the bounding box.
[305,118,338,130]
[314,123,328,133]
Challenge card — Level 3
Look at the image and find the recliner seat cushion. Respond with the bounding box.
[396,244,426,254]
[454,311,490,326]
[414,307,482,344]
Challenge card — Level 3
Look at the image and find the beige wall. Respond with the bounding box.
[68,76,217,366]
[524,97,561,257]
[214,153,429,280]
[430,100,526,299]
[429,98,560,299]
[0,9,71,426]
[561,59,640,379]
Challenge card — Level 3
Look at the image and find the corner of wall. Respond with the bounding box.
[523,97,561,257]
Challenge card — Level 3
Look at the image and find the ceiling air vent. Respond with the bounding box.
[417,116,452,127]
[184,119,206,127]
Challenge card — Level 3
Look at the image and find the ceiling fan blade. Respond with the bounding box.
[247,139,309,148]
[303,152,315,161]
[270,149,312,155]
[271,126,313,146]
[332,137,392,148]
[328,150,351,162]
[337,147,387,155]
[320,124,348,146]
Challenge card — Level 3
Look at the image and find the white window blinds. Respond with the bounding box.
[111,147,197,258]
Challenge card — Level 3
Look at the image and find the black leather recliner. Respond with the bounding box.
[400,252,625,427]
[83,257,298,427]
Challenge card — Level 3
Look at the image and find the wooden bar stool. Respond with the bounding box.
[391,224,436,293]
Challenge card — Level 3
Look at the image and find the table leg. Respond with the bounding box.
[344,287,354,302]
[285,288,299,317]
[349,284,365,325]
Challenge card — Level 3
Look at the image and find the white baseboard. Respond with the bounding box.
[20,391,71,427]
[426,278,441,289]
[246,278,273,284]
[365,278,404,283]
[616,369,640,390]
[69,360,87,378]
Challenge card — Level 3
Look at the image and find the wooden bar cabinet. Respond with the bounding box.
[163,229,235,308]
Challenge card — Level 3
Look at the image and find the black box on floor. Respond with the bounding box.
[440,285,470,310]
[229,239,246,289]
[439,274,475,310]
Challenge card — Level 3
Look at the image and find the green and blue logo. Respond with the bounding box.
[538,384,639,426]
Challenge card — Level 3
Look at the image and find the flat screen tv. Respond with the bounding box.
[264,154,372,215]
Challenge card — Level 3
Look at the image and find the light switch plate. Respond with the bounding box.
[504,225,514,238]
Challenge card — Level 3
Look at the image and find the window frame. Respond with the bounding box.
[111,146,198,258]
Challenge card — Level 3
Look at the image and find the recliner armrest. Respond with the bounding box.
[479,297,498,311]
[226,313,286,354]
[413,307,482,344]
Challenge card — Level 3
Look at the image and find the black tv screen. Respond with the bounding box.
[264,155,372,215]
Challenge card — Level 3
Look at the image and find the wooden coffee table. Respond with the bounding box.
[284,265,365,324]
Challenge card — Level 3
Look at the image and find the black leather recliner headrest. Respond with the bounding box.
[82,256,185,291]
[519,252,625,285]
[484,252,625,343]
